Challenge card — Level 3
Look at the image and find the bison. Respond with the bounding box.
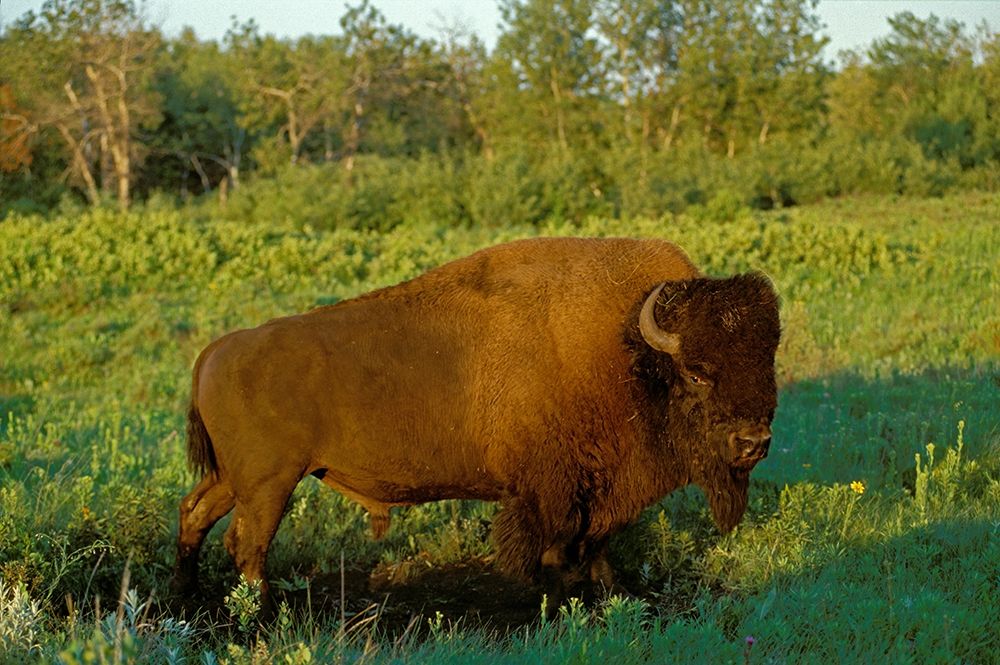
[172,237,780,603]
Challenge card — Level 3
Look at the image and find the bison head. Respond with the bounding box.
[637,272,780,532]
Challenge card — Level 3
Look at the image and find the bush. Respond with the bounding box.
[165,139,1000,235]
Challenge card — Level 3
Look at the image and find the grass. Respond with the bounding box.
[0,191,997,663]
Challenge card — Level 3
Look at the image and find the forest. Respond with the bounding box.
[2,0,999,224]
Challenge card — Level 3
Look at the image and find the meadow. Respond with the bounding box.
[0,192,998,663]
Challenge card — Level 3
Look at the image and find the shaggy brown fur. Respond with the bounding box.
[171,237,780,603]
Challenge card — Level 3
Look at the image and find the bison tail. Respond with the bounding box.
[186,402,218,478]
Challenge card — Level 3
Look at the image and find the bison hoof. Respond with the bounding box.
[170,570,197,596]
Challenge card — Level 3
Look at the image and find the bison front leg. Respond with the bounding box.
[491,497,547,582]
[222,472,301,609]
[585,539,615,590]
[173,474,236,594]
[540,537,630,609]
[586,539,637,600]
[538,541,586,614]
[492,494,587,614]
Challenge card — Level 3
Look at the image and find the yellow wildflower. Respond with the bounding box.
[850,480,865,495]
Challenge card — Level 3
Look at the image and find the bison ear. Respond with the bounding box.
[639,283,681,356]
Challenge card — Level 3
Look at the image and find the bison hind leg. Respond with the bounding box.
[172,473,235,594]
[222,471,302,610]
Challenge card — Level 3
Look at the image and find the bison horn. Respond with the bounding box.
[639,282,681,355]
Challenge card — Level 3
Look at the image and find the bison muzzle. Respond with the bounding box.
[172,237,781,604]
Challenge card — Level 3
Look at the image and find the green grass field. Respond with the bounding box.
[1,192,998,663]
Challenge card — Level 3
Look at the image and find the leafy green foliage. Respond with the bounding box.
[0,578,42,657]
[224,577,262,638]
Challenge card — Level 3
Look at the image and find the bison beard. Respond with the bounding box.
[704,466,752,533]
[172,237,780,607]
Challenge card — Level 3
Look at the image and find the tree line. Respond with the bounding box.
[1,0,998,226]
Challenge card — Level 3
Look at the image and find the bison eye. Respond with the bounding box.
[687,372,711,387]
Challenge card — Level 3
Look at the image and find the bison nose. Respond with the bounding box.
[730,425,772,464]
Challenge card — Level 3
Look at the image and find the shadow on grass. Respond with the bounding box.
[766,364,998,488]
[712,517,1000,661]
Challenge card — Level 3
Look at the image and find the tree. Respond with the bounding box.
[0,84,33,172]
[338,0,438,169]
[0,0,161,209]
[496,0,605,153]
[595,0,682,149]
[225,3,445,172]
[828,12,991,171]
[226,21,348,168]
[868,12,982,165]
[977,27,1000,165]
[151,28,246,200]
[669,0,826,157]
[438,26,494,159]
[868,12,971,111]
[749,0,828,145]
[826,50,885,138]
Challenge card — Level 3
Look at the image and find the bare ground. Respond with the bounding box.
[275,557,546,638]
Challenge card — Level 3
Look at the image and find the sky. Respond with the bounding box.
[1,0,998,61]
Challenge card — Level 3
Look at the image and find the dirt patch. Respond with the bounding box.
[277,558,545,637]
